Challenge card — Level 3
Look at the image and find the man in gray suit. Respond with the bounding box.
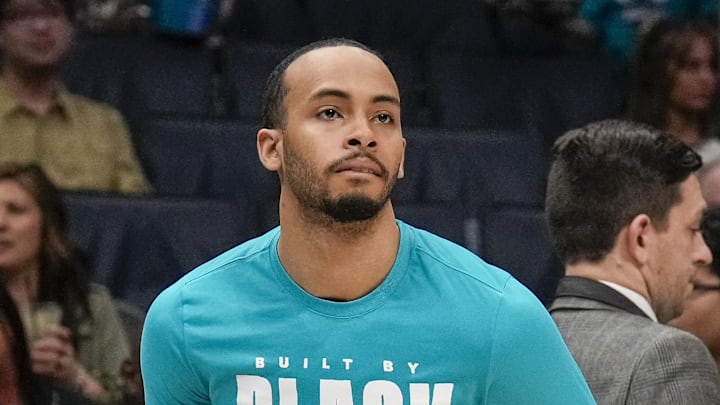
[546,119,720,404]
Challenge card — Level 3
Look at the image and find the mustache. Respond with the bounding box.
[327,151,389,179]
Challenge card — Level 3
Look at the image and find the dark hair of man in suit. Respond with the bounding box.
[546,119,702,265]
[260,38,384,130]
[0,0,75,24]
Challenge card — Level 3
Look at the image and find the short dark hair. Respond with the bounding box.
[260,38,384,129]
[546,119,702,264]
[0,0,76,24]
[701,207,720,277]
[627,19,718,131]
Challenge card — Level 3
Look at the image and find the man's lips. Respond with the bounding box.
[333,159,382,176]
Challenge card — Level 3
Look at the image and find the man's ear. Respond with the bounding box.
[397,137,406,179]
[626,213,654,266]
[257,128,282,172]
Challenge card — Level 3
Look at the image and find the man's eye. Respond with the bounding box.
[320,109,339,119]
[375,113,393,124]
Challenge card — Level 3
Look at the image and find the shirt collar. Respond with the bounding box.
[599,280,658,322]
[0,78,74,119]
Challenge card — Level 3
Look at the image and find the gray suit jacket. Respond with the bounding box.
[549,276,720,405]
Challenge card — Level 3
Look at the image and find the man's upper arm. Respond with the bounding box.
[486,276,596,404]
[141,287,208,404]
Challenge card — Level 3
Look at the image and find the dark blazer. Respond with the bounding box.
[549,276,720,405]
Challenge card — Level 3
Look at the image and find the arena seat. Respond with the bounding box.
[405,127,548,213]
[427,53,544,131]
[64,193,258,309]
[62,35,138,110]
[123,39,217,121]
[481,205,563,305]
[225,41,295,120]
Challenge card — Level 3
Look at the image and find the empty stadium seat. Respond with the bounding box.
[431,0,499,53]
[427,53,544,130]
[405,127,548,213]
[224,0,312,44]
[64,193,259,309]
[482,205,563,305]
[225,41,295,120]
[123,39,218,121]
[532,56,623,143]
[426,52,622,142]
[62,35,139,109]
[133,115,279,231]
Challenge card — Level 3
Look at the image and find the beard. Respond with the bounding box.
[321,193,388,223]
[282,138,398,224]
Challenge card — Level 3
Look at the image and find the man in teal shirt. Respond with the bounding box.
[141,38,594,404]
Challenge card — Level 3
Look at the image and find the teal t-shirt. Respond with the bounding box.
[141,221,594,404]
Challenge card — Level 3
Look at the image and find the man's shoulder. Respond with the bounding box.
[552,295,660,332]
[400,221,526,297]
[552,299,707,360]
[155,228,278,298]
[402,220,488,268]
[651,323,714,356]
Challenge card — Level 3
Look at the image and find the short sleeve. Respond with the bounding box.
[141,285,209,405]
[486,277,596,404]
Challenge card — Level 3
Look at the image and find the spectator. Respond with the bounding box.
[0,0,151,194]
[141,38,594,404]
[578,0,716,73]
[0,277,93,405]
[0,162,131,404]
[547,119,720,403]
[627,18,720,165]
[670,207,720,373]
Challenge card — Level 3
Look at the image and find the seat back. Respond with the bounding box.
[482,206,562,305]
[64,193,258,309]
[406,127,548,213]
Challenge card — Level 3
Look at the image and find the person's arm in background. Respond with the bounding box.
[79,284,133,404]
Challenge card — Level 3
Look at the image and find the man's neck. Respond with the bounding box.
[565,256,651,305]
[2,65,60,116]
[277,199,401,301]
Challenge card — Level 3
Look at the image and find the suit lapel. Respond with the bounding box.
[550,276,650,319]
